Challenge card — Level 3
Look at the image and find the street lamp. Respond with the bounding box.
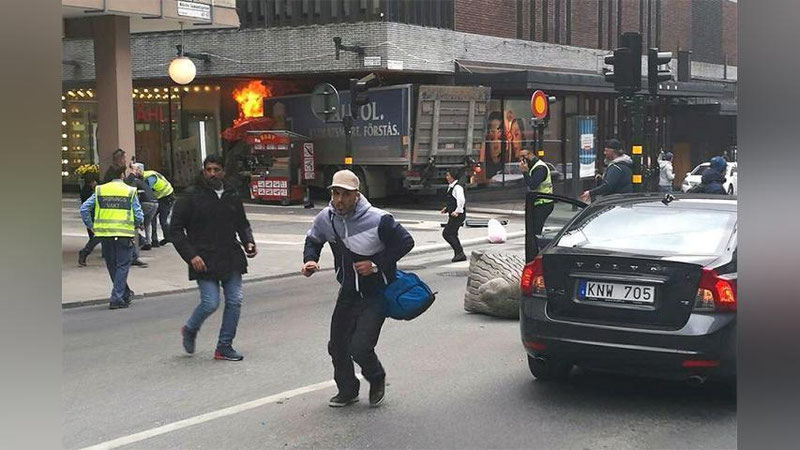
[168,54,196,85]
[168,23,209,85]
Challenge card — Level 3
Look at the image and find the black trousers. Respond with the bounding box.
[328,289,386,396]
[442,213,466,256]
[525,202,555,260]
[81,228,101,255]
[152,194,175,243]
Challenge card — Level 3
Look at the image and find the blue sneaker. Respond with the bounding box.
[214,346,243,361]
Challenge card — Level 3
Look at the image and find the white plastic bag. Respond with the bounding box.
[487,218,507,244]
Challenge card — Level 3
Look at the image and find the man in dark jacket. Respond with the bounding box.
[78,172,100,266]
[302,169,415,408]
[126,163,159,251]
[692,156,728,195]
[581,139,634,202]
[170,154,258,361]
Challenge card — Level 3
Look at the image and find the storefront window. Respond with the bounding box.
[62,90,98,184]
[61,85,221,188]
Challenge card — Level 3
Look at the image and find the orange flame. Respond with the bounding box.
[233,80,271,126]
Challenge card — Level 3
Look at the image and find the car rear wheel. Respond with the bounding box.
[527,355,572,381]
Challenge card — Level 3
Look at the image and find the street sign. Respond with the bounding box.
[310,83,341,123]
[364,56,381,67]
[531,90,549,120]
[177,1,211,20]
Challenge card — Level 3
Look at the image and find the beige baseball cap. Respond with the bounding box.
[327,169,360,191]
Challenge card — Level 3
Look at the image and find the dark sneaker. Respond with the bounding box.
[158,239,170,246]
[78,250,88,266]
[451,253,467,263]
[214,346,243,361]
[141,244,152,251]
[151,241,160,248]
[109,302,129,310]
[329,392,359,408]
[181,326,197,354]
[369,379,386,407]
[131,259,148,267]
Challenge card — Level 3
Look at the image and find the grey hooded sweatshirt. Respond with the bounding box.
[303,195,415,296]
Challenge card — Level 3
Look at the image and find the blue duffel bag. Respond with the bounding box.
[382,270,437,320]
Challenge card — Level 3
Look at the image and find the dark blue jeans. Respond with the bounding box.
[185,272,243,348]
[100,237,134,305]
[328,289,387,396]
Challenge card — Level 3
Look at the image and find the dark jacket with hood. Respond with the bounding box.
[169,174,255,281]
[696,168,727,194]
[588,154,634,197]
[304,195,415,297]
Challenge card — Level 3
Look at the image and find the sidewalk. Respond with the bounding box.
[62,194,576,308]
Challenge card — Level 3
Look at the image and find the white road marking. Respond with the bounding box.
[79,376,362,450]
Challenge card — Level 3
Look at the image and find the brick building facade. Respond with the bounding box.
[61,0,737,191]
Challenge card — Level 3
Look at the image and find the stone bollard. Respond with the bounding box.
[464,249,525,319]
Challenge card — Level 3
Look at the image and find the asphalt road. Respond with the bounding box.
[63,249,736,450]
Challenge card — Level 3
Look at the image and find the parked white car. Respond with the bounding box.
[681,161,738,194]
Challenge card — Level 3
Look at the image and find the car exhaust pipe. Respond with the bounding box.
[686,375,707,387]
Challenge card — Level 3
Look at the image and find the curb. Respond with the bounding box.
[468,207,525,217]
[62,232,526,309]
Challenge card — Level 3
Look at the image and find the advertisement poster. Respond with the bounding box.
[577,116,597,179]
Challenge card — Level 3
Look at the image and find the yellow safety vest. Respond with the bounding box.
[529,159,554,205]
[142,170,174,199]
[93,180,137,238]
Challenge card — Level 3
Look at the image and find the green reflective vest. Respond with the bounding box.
[142,170,174,199]
[93,180,137,238]
[529,159,553,205]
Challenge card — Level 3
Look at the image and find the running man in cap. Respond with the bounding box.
[302,169,415,408]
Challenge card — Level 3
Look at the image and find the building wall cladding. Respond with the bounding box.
[454,0,517,39]
[569,0,599,49]
[691,0,723,64]
[722,0,737,65]
[659,0,692,56]
[62,6,736,83]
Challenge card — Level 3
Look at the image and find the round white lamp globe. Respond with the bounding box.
[168,57,196,85]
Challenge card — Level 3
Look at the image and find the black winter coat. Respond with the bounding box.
[169,177,255,281]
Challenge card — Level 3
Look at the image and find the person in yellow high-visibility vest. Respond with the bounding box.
[520,148,554,259]
[142,169,175,247]
[80,164,144,309]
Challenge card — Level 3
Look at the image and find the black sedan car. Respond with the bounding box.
[520,193,737,386]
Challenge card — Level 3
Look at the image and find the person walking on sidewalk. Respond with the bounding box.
[581,138,633,202]
[126,163,158,253]
[78,172,101,266]
[441,169,466,262]
[520,148,554,258]
[658,151,676,193]
[170,155,258,361]
[301,169,415,408]
[80,164,143,309]
[142,168,175,247]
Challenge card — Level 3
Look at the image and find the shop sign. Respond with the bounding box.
[177,1,211,20]
[251,178,289,199]
[135,104,165,123]
[302,143,315,180]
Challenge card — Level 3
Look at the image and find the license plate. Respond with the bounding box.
[578,280,655,304]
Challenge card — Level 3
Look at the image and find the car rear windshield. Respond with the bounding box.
[691,164,709,175]
[556,203,737,256]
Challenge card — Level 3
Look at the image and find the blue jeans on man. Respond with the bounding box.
[185,272,244,349]
[101,237,134,307]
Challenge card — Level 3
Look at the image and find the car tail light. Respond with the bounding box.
[693,268,737,312]
[521,256,546,297]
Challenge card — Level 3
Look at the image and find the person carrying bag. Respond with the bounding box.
[301,169,420,409]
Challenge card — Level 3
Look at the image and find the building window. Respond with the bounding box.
[542,0,549,43]
[517,0,523,39]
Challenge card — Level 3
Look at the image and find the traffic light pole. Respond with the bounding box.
[343,112,353,170]
[629,94,645,193]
